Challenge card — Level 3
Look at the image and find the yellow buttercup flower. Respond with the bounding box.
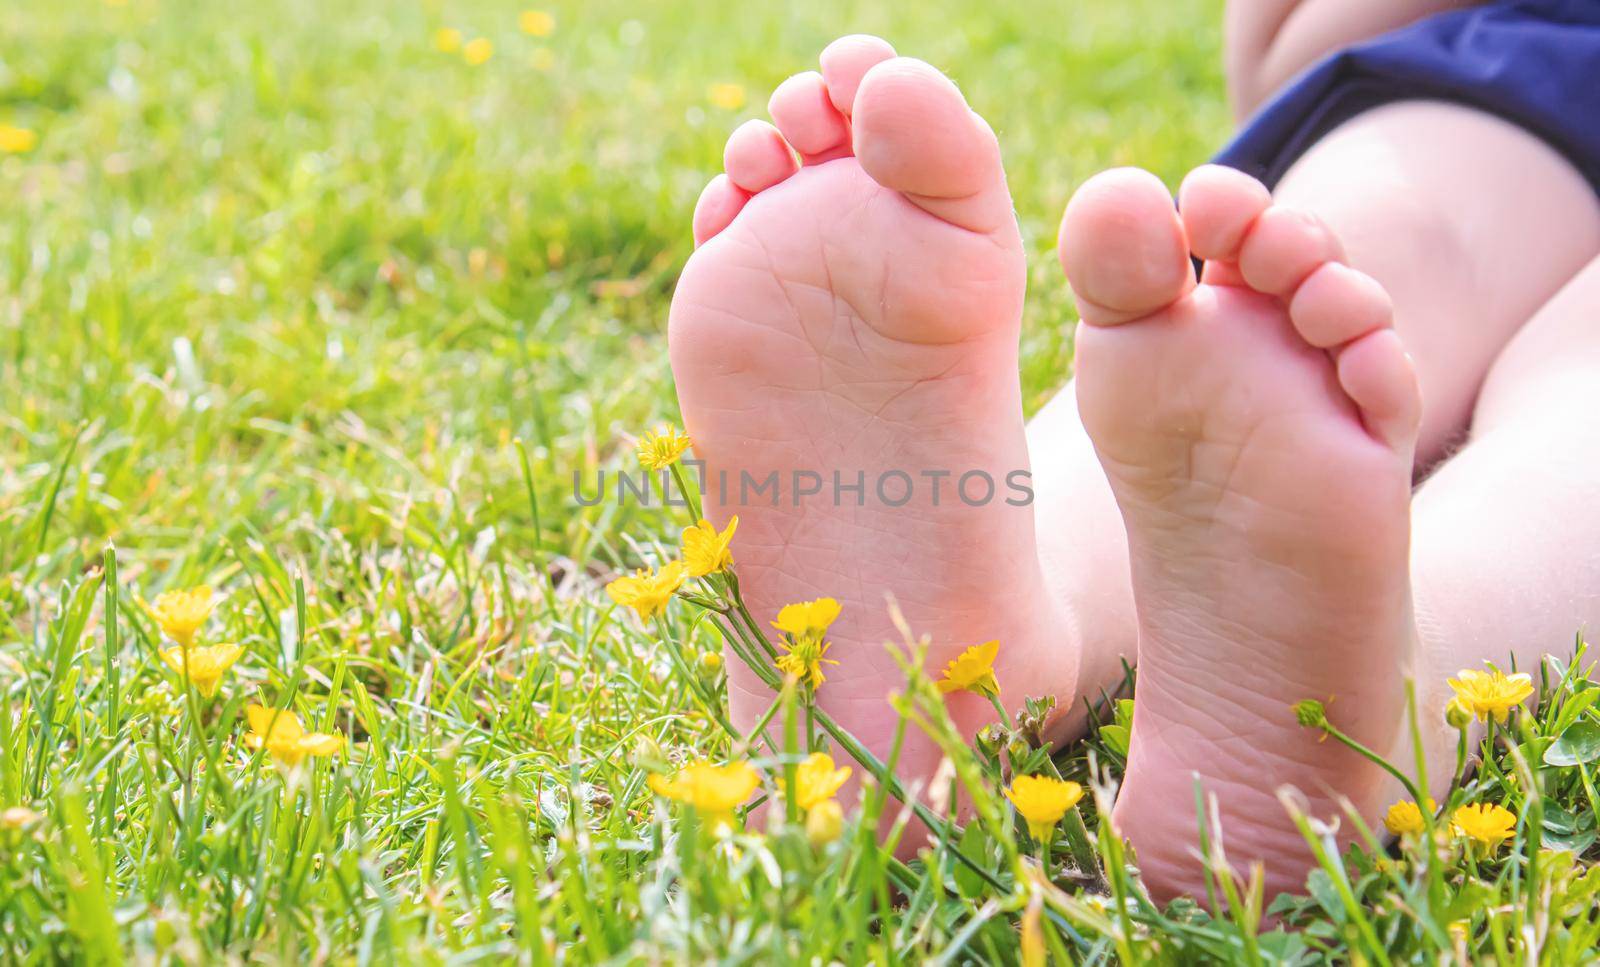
[776,634,837,690]
[791,752,851,813]
[1005,775,1084,841]
[519,9,555,36]
[937,640,1001,698]
[1447,668,1534,724]
[681,516,737,577]
[0,806,41,830]
[159,643,244,699]
[140,586,217,647]
[433,27,463,53]
[708,83,746,111]
[771,598,841,639]
[647,760,760,830]
[244,705,343,769]
[1452,802,1517,853]
[805,798,843,846]
[1383,798,1435,837]
[462,38,494,66]
[0,125,38,154]
[636,426,692,470]
[605,560,688,620]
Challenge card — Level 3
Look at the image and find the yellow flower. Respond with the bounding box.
[698,651,723,675]
[707,82,747,111]
[647,760,760,830]
[776,634,837,690]
[772,598,841,639]
[681,516,737,577]
[791,752,851,813]
[433,27,463,53]
[519,9,555,36]
[139,586,217,647]
[462,38,494,66]
[1447,668,1535,724]
[1020,893,1046,967]
[1383,798,1436,837]
[1005,775,1084,842]
[159,643,245,699]
[805,798,844,846]
[937,640,1001,699]
[605,560,688,620]
[0,125,38,154]
[244,705,343,769]
[1452,802,1517,853]
[0,806,41,830]
[636,426,692,470]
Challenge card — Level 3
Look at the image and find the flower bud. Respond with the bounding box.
[1445,698,1472,730]
[1291,699,1329,730]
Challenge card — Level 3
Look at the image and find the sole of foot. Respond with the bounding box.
[1059,164,1422,902]
[669,36,1075,814]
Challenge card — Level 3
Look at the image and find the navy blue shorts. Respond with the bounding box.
[1214,0,1600,195]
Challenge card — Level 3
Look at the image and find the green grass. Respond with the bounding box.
[4,0,1600,962]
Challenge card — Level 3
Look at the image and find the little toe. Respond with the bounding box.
[1058,167,1194,326]
[692,174,752,246]
[819,34,897,116]
[1290,262,1393,348]
[768,71,852,164]
[1336,327,1422,447]
[1238,205,1345,298]
[724,119,799,193]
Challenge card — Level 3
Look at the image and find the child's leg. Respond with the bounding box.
[1408,253,1600,784]
[1271,101,1600,464]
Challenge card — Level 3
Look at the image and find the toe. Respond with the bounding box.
[1238,206,1345,298]
[852,57,1011,233]
[819,34,897,116]
[1336,328,1422,448]
[1289,262,1393,348]
[724,119,799,193]
[1178,164,1271,262]
[1058,168,1194,326]
[768,71,852,164]
[692,174,752,246]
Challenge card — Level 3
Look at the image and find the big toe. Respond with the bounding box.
[850,56,1011,234]
[1058,168,1194,326]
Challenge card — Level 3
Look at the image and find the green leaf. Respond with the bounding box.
[952,821,990,899]
[1305,869,1344,924]
[1098,724,1130,759]
[1544,721,1600,767]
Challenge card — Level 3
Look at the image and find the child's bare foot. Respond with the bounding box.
[1059,165,1422,901]
[670,37,1072,800]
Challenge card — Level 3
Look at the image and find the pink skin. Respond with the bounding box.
[672,25,1600,902]
[669,37,1074,809]
[1061,165,1421,901]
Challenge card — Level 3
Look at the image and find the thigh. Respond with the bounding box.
[1406,254,1600,786]
[1272,100,1600,465]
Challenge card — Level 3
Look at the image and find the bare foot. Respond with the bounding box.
[669,36,1074,804]
[1059,165,1422,901]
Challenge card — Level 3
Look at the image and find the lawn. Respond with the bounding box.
[5,0,1599,963]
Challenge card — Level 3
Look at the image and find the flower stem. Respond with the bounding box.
[669,463,704,525]
[1318,718,1426,807]
[655,615,738,740]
